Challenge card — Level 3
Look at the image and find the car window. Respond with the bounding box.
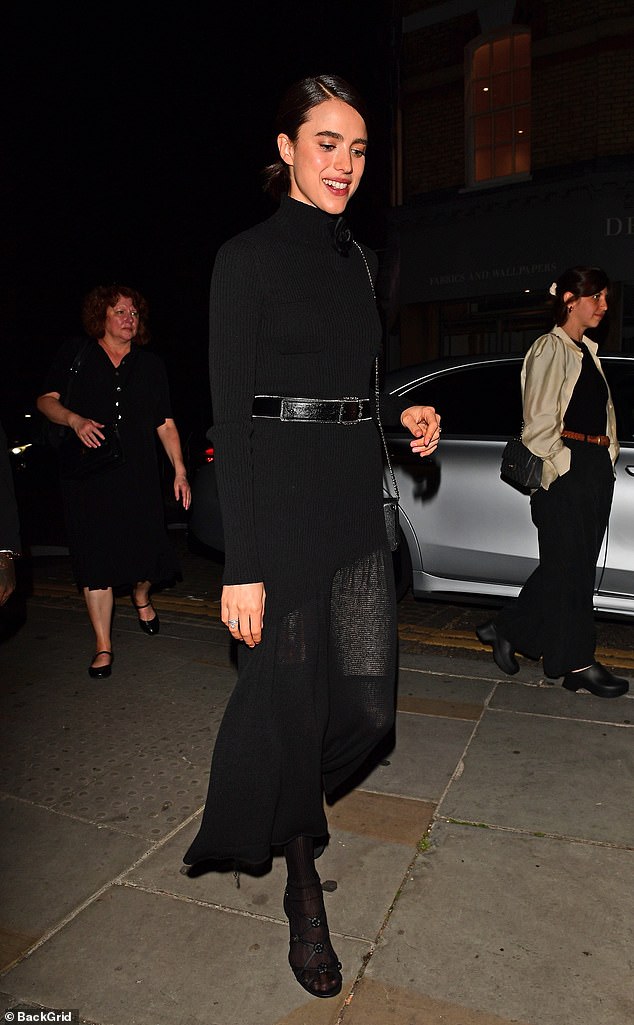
[388,362,523,437]
[603,361,634,444]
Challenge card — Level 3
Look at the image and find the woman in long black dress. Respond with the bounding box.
[37,284,191,679]
[184,75,441,999]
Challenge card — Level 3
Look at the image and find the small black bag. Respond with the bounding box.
[500,437,543,491]
[374,356,400,551]
[33,339,94,450]
[59,423,125,480]
[383,496,400,552]
[357,237,401,553]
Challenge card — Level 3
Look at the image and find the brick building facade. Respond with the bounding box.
[386,0,633,365]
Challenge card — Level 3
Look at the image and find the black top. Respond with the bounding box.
[563,341,609,435]
[42,340,180,589]
[209,194,403,587]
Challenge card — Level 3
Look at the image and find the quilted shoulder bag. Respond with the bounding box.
[500,427,543,491]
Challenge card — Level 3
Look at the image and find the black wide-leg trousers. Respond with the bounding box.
[495,440,614,678]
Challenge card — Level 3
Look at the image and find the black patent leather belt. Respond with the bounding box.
[252,395,372,423]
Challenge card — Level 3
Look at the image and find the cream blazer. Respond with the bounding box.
[521,326,619,491]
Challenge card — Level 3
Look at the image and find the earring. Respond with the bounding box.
[568,305,573,313]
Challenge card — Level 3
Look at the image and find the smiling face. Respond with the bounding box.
[277,97,367,215]
[564,287,608,339]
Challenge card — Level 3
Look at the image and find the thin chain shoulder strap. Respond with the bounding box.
[354,242,399,502]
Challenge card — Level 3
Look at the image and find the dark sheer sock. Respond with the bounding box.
[284,834,320,887]
[283,835,342,998]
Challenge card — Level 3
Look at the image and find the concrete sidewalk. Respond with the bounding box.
[1,595,633,1025]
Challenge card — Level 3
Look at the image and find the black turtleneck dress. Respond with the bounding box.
[184,195,407,868]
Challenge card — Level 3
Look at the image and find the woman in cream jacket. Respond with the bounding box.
[477,266,628,699]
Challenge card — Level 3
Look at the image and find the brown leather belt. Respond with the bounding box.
[561,430,610,447]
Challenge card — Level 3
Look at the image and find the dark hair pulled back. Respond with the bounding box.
[262,73,368,202]
[551,266,610,327]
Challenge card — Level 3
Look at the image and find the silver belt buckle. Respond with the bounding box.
[340,397,362,425]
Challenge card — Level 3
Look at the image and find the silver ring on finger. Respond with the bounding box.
[228,619,239,629]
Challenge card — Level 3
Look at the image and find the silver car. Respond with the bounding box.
[383,353,634,615]
[188,353,634,616]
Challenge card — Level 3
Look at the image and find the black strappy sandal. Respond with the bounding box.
[283,883,342,999]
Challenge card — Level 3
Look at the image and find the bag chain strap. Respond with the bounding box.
[354,241,399,502]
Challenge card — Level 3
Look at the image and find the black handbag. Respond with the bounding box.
[59,422,125,480]
[500,436,543,491]
[33,339,94,450]
[374,356,400,552]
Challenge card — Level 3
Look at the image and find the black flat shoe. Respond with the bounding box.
[133,600,160,635]
[476,620,519,675]
[284,883,342,999]
[88,650,113,679]
[562,662,629,699]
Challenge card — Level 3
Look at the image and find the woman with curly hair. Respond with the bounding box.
[37,284,190,679]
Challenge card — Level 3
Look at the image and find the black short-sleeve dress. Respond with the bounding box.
[184,196,408,869]
[42,340,180,591]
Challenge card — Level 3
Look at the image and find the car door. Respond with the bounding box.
[385,359,538,598]
[596,357,634,611]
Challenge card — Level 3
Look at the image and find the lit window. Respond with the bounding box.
[466,29,531,185]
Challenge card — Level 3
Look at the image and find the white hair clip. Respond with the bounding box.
[548,282,557,296]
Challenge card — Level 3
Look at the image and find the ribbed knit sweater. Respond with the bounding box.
[209,193,400,591]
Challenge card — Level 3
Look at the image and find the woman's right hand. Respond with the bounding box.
[69,414,106,448]
[222,582,266,647]
[37,395,105,447]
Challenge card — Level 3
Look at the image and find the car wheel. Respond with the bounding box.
[392,532,413,602]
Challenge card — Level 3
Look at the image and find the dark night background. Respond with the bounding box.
[4,3,397,452]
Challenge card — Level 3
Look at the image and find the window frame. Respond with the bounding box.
[464,26,532,190]
[386,360,525,438]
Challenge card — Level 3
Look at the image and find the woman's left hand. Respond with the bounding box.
[174,474,191,510]
[401,405,442,457]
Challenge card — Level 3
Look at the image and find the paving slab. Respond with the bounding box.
[1,883,368,1025]
[400,649,554,688]
[126,813,417,944]
[326,788,435,847]
[360,710,476,801]
[438,708,634,845]
[490,674,634,723]
[342,977,531,1025]
[397,663,497,710]
[364,822,634,1025]
[0,797,148,971]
